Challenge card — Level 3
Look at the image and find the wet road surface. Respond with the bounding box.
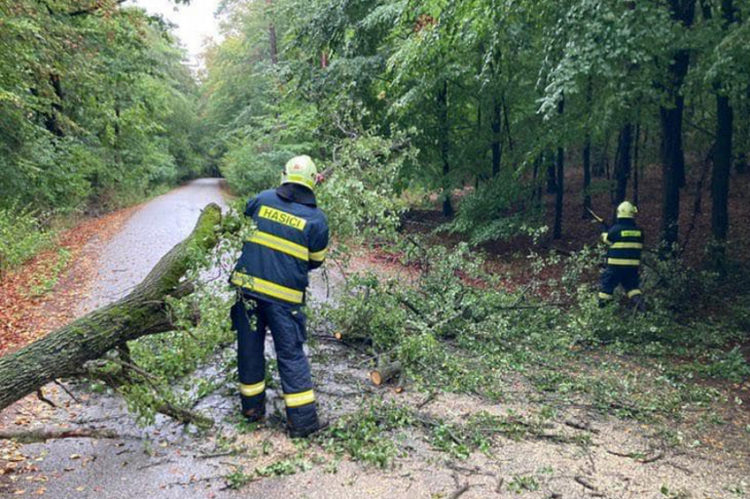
[79,178,229,314]
[14,179,234,498]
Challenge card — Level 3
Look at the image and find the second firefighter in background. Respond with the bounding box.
[598,201,645,311]
[230,155,328,438]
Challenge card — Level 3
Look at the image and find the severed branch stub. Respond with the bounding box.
[370,361,402,386]
[0,204,222,413]
[0,427,128,443]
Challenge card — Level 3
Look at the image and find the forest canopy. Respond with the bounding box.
[2,0,749,269]
[0,0,204,215]
[201,0,749,267]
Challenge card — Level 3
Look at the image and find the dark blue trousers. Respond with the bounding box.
[230,296,318,430]
[598,265,642,304]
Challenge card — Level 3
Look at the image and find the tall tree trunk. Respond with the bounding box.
[659,0,695,251]
[266,0,278,65]
[491,98,502,177]
[633,122,641,206]
[583,135,592,219]
[45,74,64,137]
[582,77,593,218]
[553,97,565,240]
[546,151,556,194]
[736,93,748,174]
[735,84,748,173]
[614,123,633,205]
[593,133,610,178]
[437,81,453,217]
[710,0,736,267]
[660,101,685,249]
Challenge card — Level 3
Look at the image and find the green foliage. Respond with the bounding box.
[316,121,417,242]
[256,457,313,477]
[0,205,53,271]
[508,475,540,494]
[0,1,206,219]
[429,411,542,459]
[224,468,254,490]
[324,241,748,429]
[446,174,547,245]
[321,399,413,468]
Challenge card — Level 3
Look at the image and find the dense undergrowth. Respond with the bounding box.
[306,237,750,467]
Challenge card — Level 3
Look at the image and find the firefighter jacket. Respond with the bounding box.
[231,186,328,306]
[601,218,643,267]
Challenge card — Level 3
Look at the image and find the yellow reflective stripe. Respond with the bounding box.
[598,292,613,300]
[607,258,640,266]
[627,289,642,298]
[284,390,315,408]
[620,230,642,237]
[249,231,309,261]
[601,233,610,245]
[286,174,315,190]
[611,242,643,249]
[239,381,265,397]
[309,247,327,262]
[231,272,304,304]
[258,206,307,230]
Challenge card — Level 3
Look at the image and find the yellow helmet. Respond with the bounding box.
[281,155,318,191]
[617,201,638,219]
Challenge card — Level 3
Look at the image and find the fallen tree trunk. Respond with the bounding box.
[370,361,402,386]
[0,204,222,412]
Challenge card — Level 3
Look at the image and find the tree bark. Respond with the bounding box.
[583,136,592,219]
[709,0,736,268]
[266,0,278,65]
[0,427,125,443]
[710,86,733,262]
[614,123,633,205]
[582,78,593,218]
[491,98,502,177]
[553,97,565,240]
[0,204,222,412]
[735,85,748,174]
[546,150,557,194]
[370,361,402,386]
[437,81,453,217]
[659,0,696,251]
[660,101,684,249]
[45,74,64,137]
[633,123,641,206]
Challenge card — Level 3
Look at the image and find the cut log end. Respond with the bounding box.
[370,361,402,386]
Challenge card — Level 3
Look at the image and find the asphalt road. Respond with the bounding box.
[79,178,229,314]
[17,179,234,499]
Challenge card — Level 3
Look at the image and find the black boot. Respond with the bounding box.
[241,393,266,422]
[288,418,329,439]
[242,406,266,423]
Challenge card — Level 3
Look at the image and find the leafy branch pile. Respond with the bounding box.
[319,240,749,425]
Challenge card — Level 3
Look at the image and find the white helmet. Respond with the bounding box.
[281,155,318,191]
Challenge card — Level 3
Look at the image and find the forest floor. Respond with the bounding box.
[0,175,749,498]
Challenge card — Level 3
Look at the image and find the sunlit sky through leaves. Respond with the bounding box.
[126,0,223,70]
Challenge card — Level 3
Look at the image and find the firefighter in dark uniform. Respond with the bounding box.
[598,201,645,311]
[230,155,328,438]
